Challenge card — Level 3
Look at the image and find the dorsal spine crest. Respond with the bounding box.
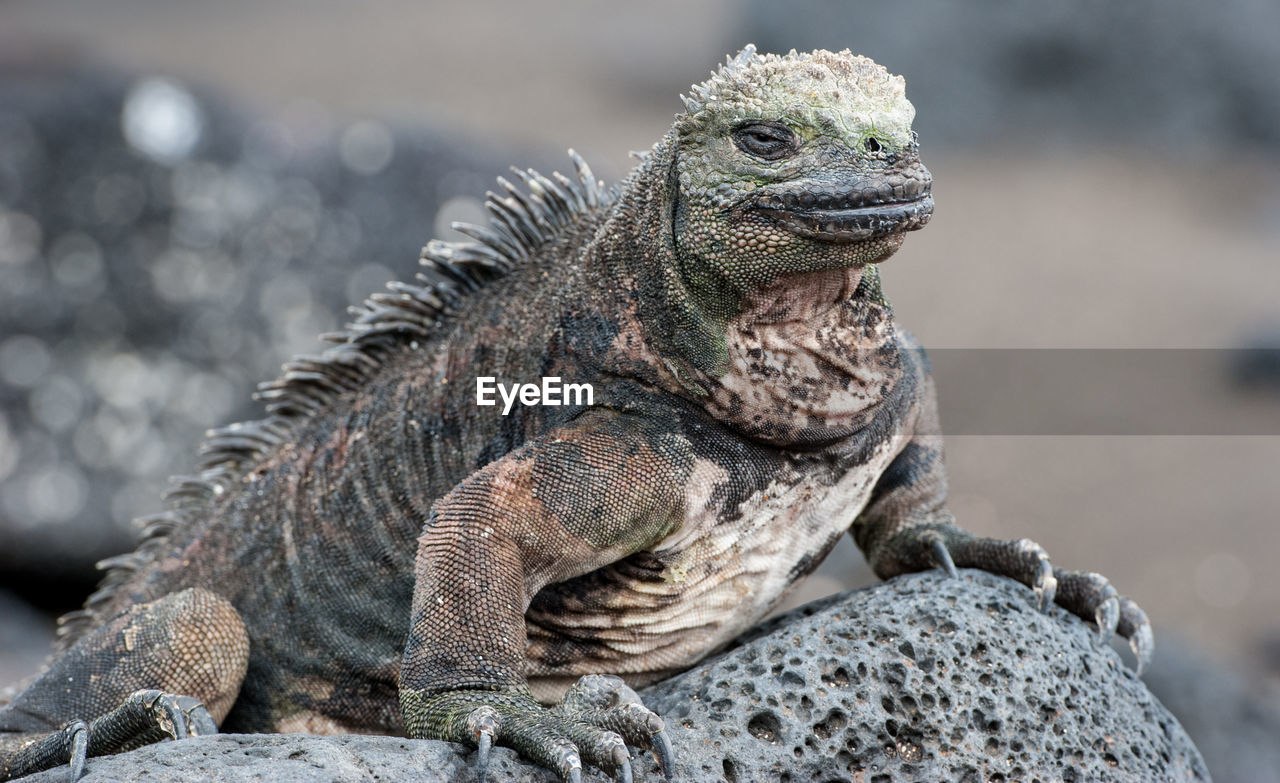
[54,152,612,649]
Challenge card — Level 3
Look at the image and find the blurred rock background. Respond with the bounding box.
[0,57,549,611]
[0,1,1277,780]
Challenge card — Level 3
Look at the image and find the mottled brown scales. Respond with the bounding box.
[1,46,1151,783]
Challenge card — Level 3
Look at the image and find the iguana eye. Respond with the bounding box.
[732,122,799,161]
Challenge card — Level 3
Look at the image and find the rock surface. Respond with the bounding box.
[19,571,1208,782]
[645,570,1208,783]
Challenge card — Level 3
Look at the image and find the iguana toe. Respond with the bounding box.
[1093,595,1122,646]
[555,674,669,778]
[468,705,499,783]
[1052,569,1153,670]
[897,527,1058,609]
[115,689,217,743]
[173,695,217,736]
[0,720,89,782]
[22,720,90,782]
[651,728,675,780]
[476,729,493,783]
[150,691,188,740]
[546,736,583,783]
[1117,596,1155,674]
[1052,569,1117,636]
[467,700,583,782]
[978,537,1059,611]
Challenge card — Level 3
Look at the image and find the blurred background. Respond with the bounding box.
[0,1,1277,779]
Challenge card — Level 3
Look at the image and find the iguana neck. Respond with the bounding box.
[609,133,731,385]
[589,132,767,386]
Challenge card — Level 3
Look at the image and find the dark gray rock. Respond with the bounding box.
[19,734,509,783]
[644,570,1208,782]
[18,571,1208,782]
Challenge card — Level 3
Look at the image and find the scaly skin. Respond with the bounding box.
[0,46,1151,782]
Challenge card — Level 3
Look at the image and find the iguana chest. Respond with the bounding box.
[522,406,910,701]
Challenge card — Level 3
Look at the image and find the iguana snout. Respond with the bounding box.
[746,163,933,244]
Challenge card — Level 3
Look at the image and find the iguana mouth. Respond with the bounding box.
[748,181,933,243]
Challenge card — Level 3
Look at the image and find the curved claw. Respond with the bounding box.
[1031,549,1057,611]
[930,538,958,579]
[651,728,675,780]
[67,720,89,782]
[476,730,493,783]
[1093,595,1120,647]
[555,746,583,783]
[1130,623,1155,675]
[1114,596,1154,674]
[465,705,500,783]
[616,756,633,783]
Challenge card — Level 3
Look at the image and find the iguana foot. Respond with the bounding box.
[0,690,215,781]
[890,525,1153,672]
[406,675,672,782]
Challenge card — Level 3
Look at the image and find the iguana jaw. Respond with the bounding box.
[746,180,933,243]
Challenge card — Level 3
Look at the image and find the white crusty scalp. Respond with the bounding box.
[676,44,916,149]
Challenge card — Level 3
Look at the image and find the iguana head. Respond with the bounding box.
[608,46,932,388]
[671,45,932,297]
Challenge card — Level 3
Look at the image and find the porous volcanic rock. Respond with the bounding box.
[18,571,1209,782]
[642,569,1208,782]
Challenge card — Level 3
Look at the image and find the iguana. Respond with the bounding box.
[0,46,1152,783]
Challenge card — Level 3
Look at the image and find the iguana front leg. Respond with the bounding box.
[854,376,1154,672]
[400,409,686,782]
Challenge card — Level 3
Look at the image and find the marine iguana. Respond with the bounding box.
[0,46,1152,782]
